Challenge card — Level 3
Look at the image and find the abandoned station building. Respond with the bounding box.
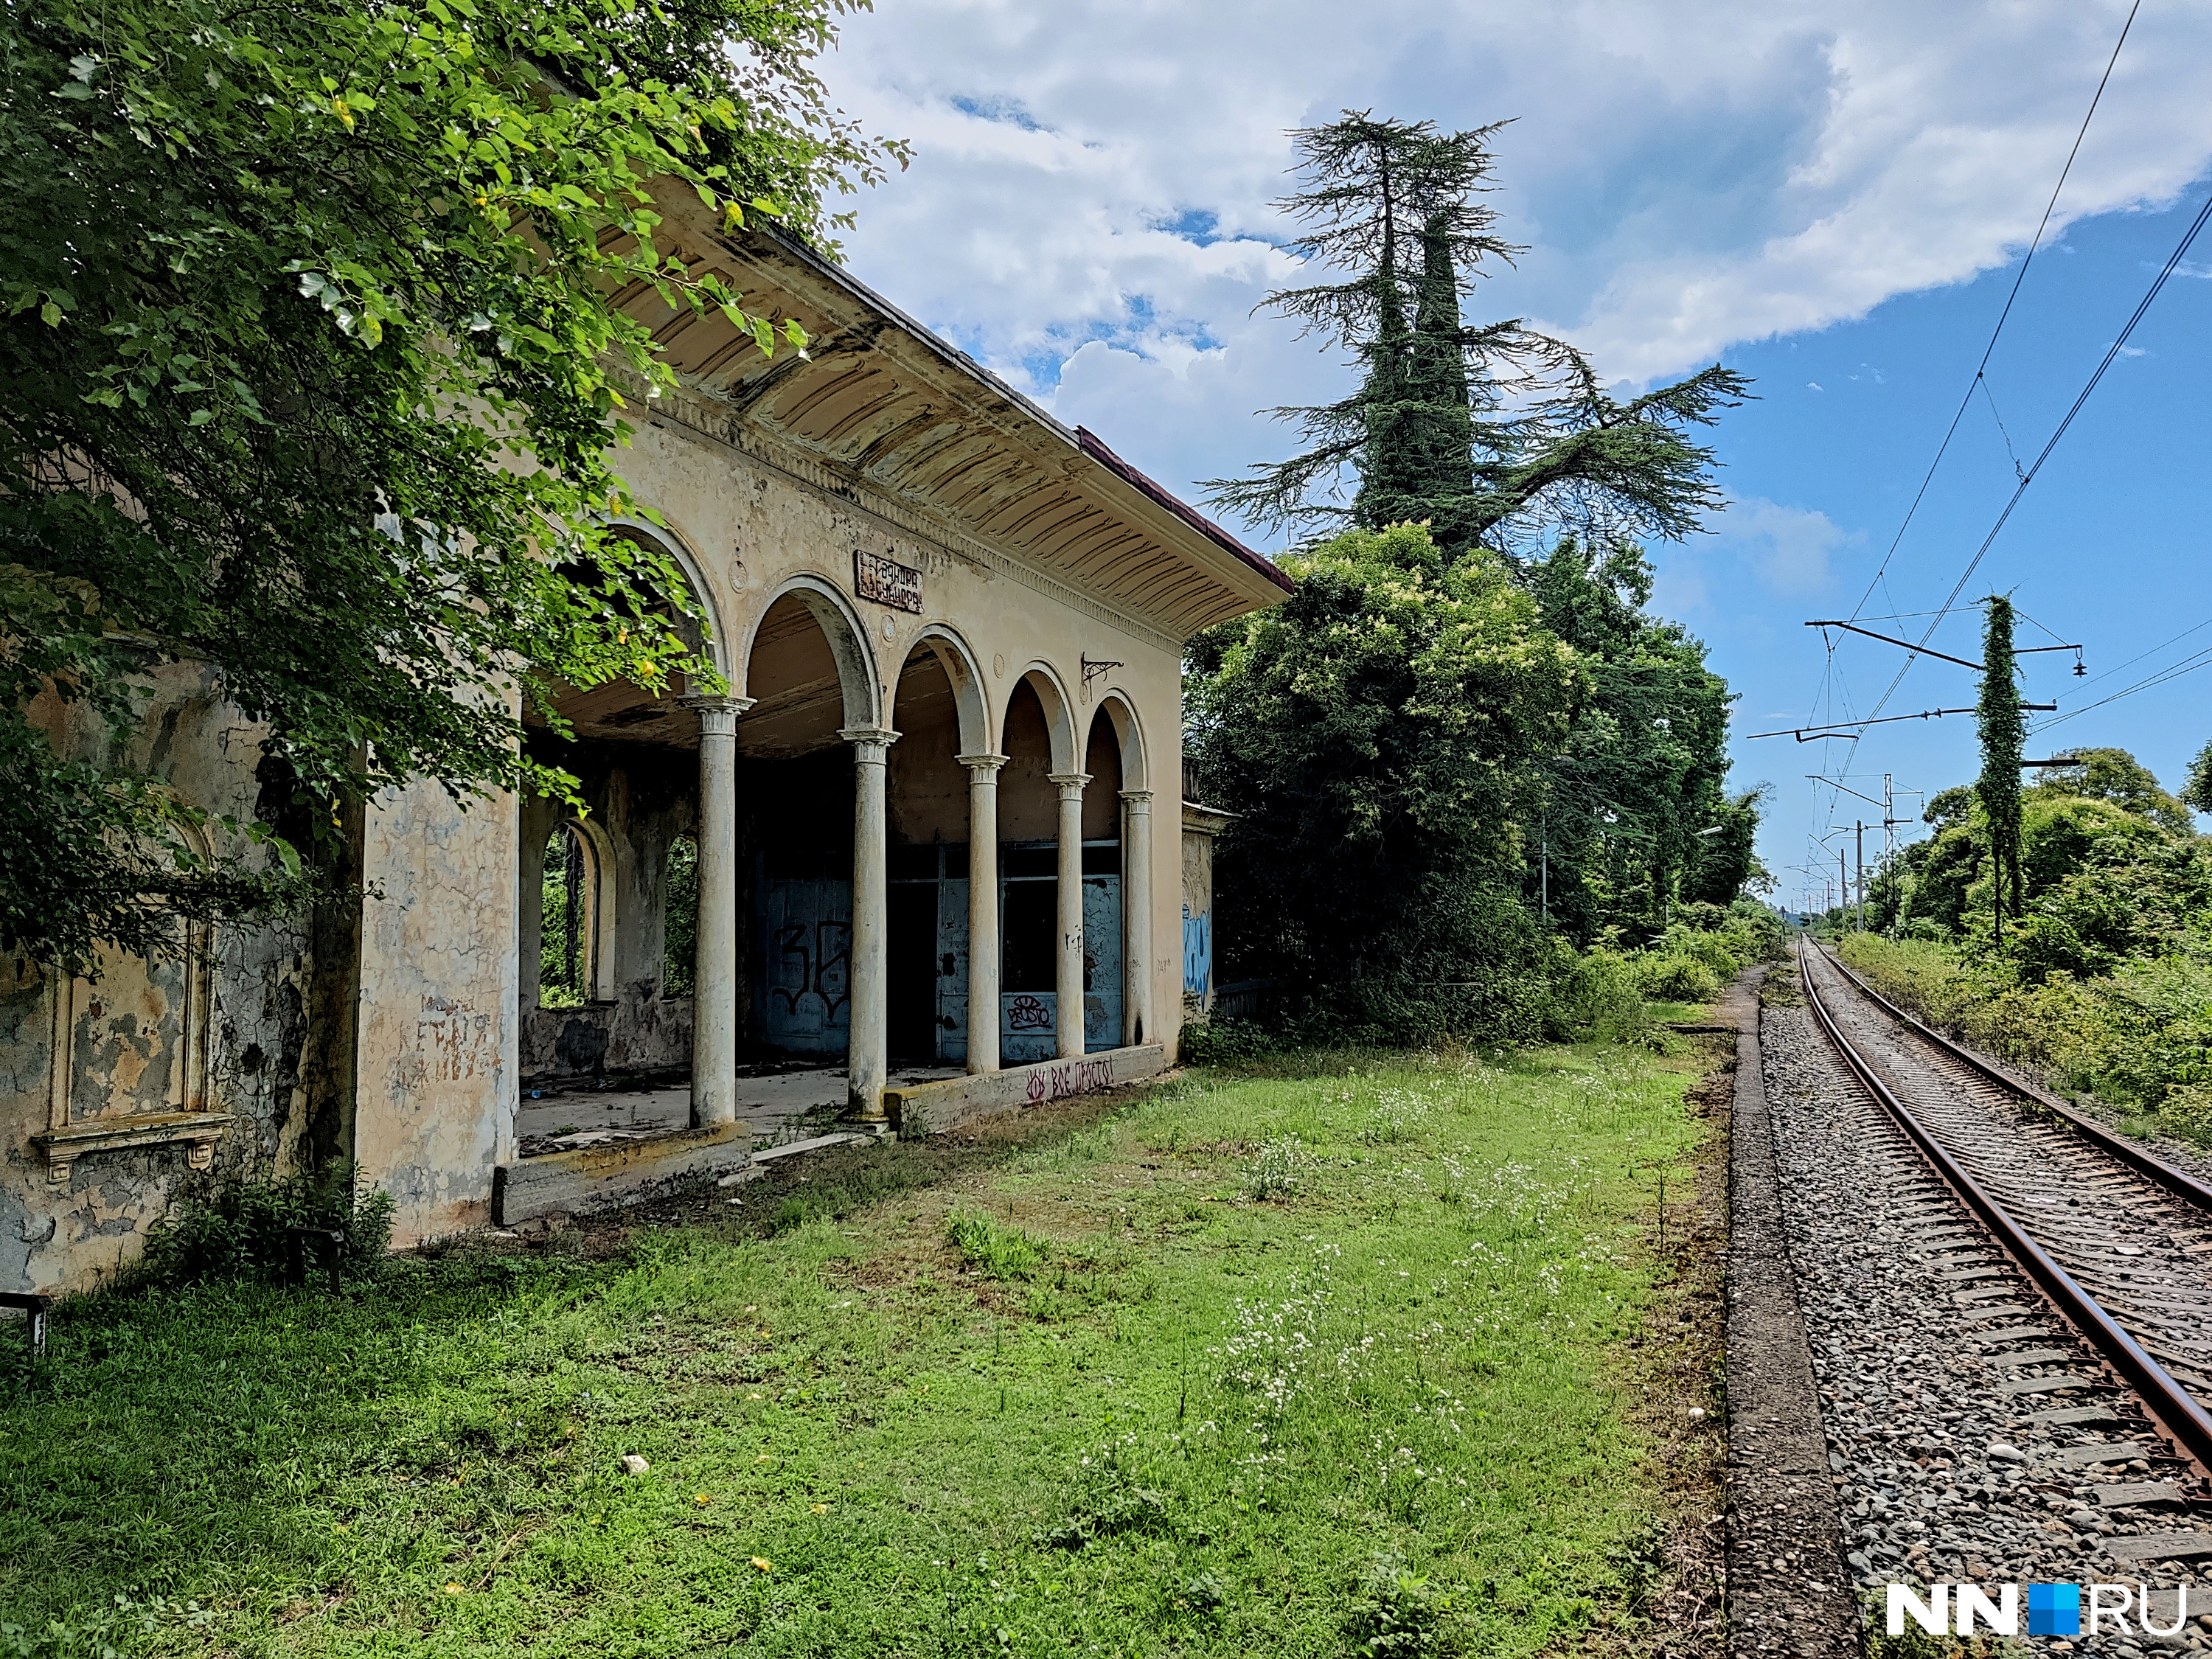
[1,187,1290,1295]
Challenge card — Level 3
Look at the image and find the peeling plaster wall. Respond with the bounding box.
[352,781,517,1245]
[1,662,317,1295]
[7,344,1247,1282]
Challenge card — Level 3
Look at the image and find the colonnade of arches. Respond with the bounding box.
[537,531,1156,1127]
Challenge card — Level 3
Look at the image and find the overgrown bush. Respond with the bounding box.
[1170,899,1782,1060]
[1630,953,1719,1003]
[139,1164,394,1288]
[1838,933,2212,1144]
[1545,948,1649,1043]
[1178,1016,1281,1066]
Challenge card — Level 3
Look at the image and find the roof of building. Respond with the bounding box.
[611,188,1294,641]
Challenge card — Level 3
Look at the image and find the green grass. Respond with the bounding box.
[0,1041,1705,1658]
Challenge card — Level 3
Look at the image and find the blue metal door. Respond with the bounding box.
[759,877,852,1054]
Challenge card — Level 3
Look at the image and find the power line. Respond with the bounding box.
[2036,643,2212,731]
[1860,184,2212,723]
[2071,613,2212,691]
[1792,5,2141,804]
[1747,702,2054,742]
[1841,0,2143,625]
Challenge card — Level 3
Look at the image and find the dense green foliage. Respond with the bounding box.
[139,1161,395,1287]
[1975,597,2025,942]
[1186,521,1764,1037]
[2,1051,1710,1656]
[661,834,699,996]
[1186,114,1761,1041]
[1186,524,1579,997]
[540,830,586,1009]
[1523,539,1763,936]
[1841,745,2212,1139]
[1,0,896,970]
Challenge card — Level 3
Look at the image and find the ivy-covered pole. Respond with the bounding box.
[1975,597,2025,947]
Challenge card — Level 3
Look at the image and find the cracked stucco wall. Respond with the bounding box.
[2,662,316,1295]
[351,778,518,1246]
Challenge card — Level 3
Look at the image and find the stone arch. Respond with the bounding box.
[1088,689,1150,793]
[603,515,734,682]
[1007,663,1079,774]
[900,624,992,755]
[739,574,884,729]
[563,814,622,1004]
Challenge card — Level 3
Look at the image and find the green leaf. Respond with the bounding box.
[0,0,901,967]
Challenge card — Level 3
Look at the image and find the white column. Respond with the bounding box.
[680,695,753,1127]
[1120,789,1155,1047]
[841,726,900,1119]
[958,752,1008,1074]
[1048,771,1091,1060]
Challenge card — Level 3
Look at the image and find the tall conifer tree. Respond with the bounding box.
[1206,111,1749,560]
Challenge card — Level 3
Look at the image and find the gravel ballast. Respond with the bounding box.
[1757,977,2211,1649]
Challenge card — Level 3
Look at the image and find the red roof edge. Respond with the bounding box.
[1075,428,1295,596]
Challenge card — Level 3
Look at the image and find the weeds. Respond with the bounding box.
[945,1206,1048,1279]
[1242,1134,1305,1199]
[1345,1551,1450,1657]
[137,1163,392,1288]
[1358,1089,1432,1144]
[1032,1435,1175,1548]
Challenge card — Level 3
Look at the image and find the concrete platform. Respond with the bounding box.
[495,1061,961,1225]
[514,1062,961,1156]
[886,1044,1167,1135]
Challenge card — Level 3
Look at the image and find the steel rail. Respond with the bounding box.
[1795,939,2212,1476]
[1819,945,2212,1211]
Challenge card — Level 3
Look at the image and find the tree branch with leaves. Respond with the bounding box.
[1,0,903,970]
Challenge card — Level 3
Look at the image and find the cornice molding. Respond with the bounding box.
[633,372,1183,658]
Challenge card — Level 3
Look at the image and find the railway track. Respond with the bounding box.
[1796,938,2212,1568]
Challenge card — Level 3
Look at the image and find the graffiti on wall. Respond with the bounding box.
[1182,905,1211,998]
[1023,1054,1116,1104]
[770,921,852,1025]
[761,878,853,1051]
[417,995,493,1082]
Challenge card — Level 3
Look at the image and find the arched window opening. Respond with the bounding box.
[539,824,594,1009]
[662,835,699,997]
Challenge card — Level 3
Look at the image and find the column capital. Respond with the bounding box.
[957,751,1011,776]
[1047,771,1092,799]
[1119,788,1155,807]
[679,694,754,737]
[838,725,901,761]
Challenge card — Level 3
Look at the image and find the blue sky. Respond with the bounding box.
[814,0,2212,907]
[1689,192,2212,910]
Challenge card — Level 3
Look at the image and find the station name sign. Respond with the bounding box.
[855,549,922,613]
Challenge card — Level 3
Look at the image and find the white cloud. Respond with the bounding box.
[1712,496,1855,595]
[813,0,2212,529]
